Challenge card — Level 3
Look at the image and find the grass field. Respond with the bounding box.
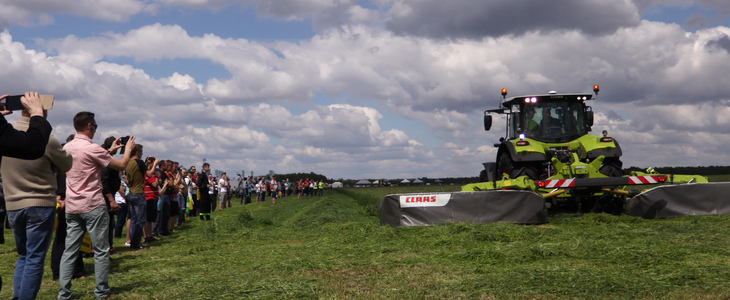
[1,182,730,299]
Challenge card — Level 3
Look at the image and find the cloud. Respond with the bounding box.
[4,1,730,179]
[381,0,641,39]
[0,0,153,28]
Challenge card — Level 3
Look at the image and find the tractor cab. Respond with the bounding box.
[480,86,620,183]
[484,90,595,144]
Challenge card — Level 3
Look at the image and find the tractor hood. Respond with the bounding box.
[506,133,622,162]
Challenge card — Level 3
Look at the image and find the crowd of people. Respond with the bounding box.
[0,93,334,299]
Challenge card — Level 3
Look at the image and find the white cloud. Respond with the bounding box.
[0,0,152,28]
[2,1,730,179]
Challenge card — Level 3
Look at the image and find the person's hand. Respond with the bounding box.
[0,94,11,115]
[109,201,121,213]
[110,137,124,152]
[21,92,43,117]
[123,135,136,154]
[56,198,65,213]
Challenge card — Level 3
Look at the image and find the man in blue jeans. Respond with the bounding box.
[0,96,73,300]
[125,144,157,249]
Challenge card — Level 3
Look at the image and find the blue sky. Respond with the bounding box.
[2,0,730,180]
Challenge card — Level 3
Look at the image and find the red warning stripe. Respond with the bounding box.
[628,175,659,185]
[542,178,575,188]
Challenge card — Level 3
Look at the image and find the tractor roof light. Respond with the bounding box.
[519,133,525,140]
[501,88,508,98]
[593,85,600,94]
[600,137,614,143]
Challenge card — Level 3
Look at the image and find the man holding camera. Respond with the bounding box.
[125,144,157,249]
[0,97,72,300]
[59,111,135,300]
[0,92,52,159]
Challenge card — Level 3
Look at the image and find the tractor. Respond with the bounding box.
[378,85,729,227]
[479,85,625,211]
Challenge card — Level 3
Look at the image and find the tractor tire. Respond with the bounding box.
[600,157,623,177]
[496,152,540,181]
[512,164,539,180]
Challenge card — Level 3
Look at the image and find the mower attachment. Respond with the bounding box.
[378,190,548,227]
[626,182,730,219]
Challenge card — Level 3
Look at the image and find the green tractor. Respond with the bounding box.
[479,85,626,211]
[377,85,728,227]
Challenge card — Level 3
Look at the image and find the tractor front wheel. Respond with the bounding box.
[497,152,539,180]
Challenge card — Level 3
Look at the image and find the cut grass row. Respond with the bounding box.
[0,180,729,299]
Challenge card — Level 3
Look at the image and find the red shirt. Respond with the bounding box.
[144,175,159,201]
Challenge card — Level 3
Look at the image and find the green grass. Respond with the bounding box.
[2,185,730,299]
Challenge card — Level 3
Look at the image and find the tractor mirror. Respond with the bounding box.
[586,111,594,126]
[484,114,492,131]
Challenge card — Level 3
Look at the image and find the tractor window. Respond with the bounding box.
[521,101,588,142]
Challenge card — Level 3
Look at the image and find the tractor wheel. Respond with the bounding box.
[600,157,623,177]
[496,152,539,180]
[512,164,539,180]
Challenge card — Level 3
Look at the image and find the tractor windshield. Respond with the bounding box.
[516,100,588,142]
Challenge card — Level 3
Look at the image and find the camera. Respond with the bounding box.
[1,94,55,111]
[118,136,130,153]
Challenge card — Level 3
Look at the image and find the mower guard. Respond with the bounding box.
[625,182,730,219]
[378,190,548,227]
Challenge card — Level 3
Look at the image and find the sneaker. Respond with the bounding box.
[144,237,158,243]
[110,248,121,255]
[130,245,149,250]
[124,242,131,247]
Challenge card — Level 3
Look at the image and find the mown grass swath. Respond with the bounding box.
[1,180,730,299]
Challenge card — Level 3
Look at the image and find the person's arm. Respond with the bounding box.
[158,181,168,195]
[0,93,51,159]
[107,136,135,171]
[46,136,73,173]
[144,158,159,177]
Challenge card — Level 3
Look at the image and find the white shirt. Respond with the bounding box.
[218,178,227,193]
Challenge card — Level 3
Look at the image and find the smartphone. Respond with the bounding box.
[1,95,55,111]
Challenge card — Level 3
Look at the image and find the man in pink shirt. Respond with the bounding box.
[58,111,135,300]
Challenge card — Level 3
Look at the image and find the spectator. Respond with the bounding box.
[210,175,217,212]
[142,157,160,242]
[0,92,52,159]
[49,135,86,283]
[176,166,188,225]
[126,145,157,249]
[100,137,123,254]
[196,163,212,220]
[1,103,73,300]
[184,168,197,217]
[166,162,182,231]
[58,111,135,300]
[114,175,128,241]
[156,160,174,236]
[270,176,278,205]
[187,166,198,217]
[218,172,228,210]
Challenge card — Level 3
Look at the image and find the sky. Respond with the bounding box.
[1,0,730,181]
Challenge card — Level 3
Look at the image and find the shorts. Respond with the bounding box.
[170,200,179,216]
[218,192,228,205]
[145,198,158,222]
